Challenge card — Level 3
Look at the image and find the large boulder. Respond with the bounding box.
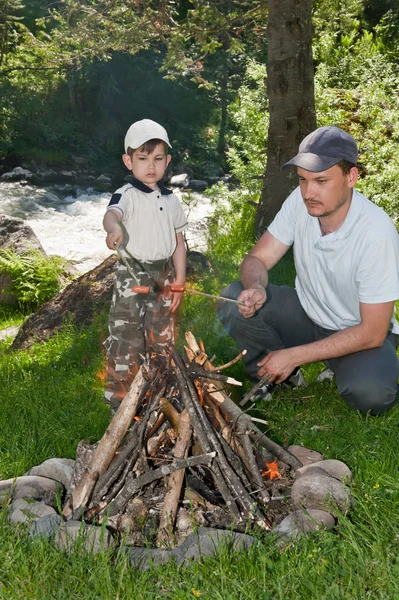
[11,254,118,350]
[0,215,45,254]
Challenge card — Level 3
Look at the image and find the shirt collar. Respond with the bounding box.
[313,190,363,242]
[128,176,173,195]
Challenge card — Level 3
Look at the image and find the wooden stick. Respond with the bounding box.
[185,332,302,470]
[63,367,147,519]
[173,348,265,521]
[172,348,241,519]
[107,452,216,517]
[240,434,270,505]
[159,398,181,431]
[187,364,243,386]
[214,349,247,372]
[157,410,192,545]
[184,288,245,306]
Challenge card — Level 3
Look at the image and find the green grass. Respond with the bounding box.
[0,259,398,599]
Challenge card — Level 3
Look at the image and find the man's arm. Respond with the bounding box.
[238,231,290,318]
[170,232,186,313]
[258,300,395,383]
[103,209,123,249]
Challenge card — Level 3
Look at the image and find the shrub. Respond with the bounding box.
[0,248,69,310]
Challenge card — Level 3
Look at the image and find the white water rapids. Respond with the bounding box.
[0,182,215,273]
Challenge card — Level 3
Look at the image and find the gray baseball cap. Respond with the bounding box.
[281,126,358,172]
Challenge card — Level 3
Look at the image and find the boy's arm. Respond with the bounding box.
[103,209,123,249]
[170,232,186,313]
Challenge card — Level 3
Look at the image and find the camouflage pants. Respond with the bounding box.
[104,259,174,409]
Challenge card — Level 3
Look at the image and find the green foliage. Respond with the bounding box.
[315,53,399,224]
[203,59,267,282]
[0,248,69,310]
[227,59,268,193]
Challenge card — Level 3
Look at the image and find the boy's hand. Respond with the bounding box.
[106,227,123,249]
[169,279,185,313]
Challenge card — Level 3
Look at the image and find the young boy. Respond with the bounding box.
[103,118,187,409]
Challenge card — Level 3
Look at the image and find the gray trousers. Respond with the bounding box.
[218,282,399,415]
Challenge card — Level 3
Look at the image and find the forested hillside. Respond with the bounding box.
[1,0,399,227]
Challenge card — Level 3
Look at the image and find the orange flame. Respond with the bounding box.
[96,368,107,382]
[262,461,282,480]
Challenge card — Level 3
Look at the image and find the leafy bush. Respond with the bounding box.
[0,248,69,310]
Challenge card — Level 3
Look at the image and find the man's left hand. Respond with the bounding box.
[257,349,298,384]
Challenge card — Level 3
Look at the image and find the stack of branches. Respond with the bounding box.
[62,333,302,546]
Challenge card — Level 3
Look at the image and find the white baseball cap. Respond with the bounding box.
[124,119,172,152]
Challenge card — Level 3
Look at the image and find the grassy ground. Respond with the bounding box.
[0,258,398,599]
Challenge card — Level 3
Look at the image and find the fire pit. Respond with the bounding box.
[1,332,353,567]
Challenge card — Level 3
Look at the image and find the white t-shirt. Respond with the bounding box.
[268,187,399,334]
[106,179,188,262]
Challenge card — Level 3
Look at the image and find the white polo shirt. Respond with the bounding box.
[268,187,399,333]
[106,178,188,262]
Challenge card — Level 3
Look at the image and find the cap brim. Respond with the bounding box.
[124,135,172,153]
[281,153,340,172]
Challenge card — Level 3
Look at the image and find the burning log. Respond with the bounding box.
[64,333,304,545]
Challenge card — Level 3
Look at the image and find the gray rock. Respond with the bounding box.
[288,445,324,466]
[95,174,112,191]
[71,155,89,168]
[27,458,75,492]
[291,472,352,516]
[0,475,62,506]
[55,521,115,553]
[187,179,208,191]
[9,498,58,524]
[172,527,260,562]
[1,167,33,181]
[170,173,190,187]
[126,547,174,570]
[275,509,336,541]
[0,215,45,254]
[125,527,259,570]
[295,466,332,479]
[96,174,111,183]
[0,325,20,341]
[296,459,352,482]
[29,514,63,539]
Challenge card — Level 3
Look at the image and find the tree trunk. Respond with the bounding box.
[255,0,316,236]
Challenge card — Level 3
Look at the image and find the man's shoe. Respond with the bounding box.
[286,367,307,388]
[316,367,334,382]
[252,382,276,402]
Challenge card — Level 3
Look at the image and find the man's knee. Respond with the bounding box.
[337,376,398,415]
[217,281,243,330]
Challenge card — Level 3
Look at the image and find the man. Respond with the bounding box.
[218,126,399,414]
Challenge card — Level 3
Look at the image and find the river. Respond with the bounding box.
[0,182,215,273]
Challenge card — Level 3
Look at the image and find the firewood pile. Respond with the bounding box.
[62,332,303,547]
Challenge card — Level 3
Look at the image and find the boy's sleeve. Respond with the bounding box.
[106,185,132,220]
[171,194,188,233]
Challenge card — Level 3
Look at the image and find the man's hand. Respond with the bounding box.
[106,226,123,249]
[237,287,267,318]
[257,349,299,384]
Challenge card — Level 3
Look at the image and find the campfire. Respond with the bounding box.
[62,332,303,547]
